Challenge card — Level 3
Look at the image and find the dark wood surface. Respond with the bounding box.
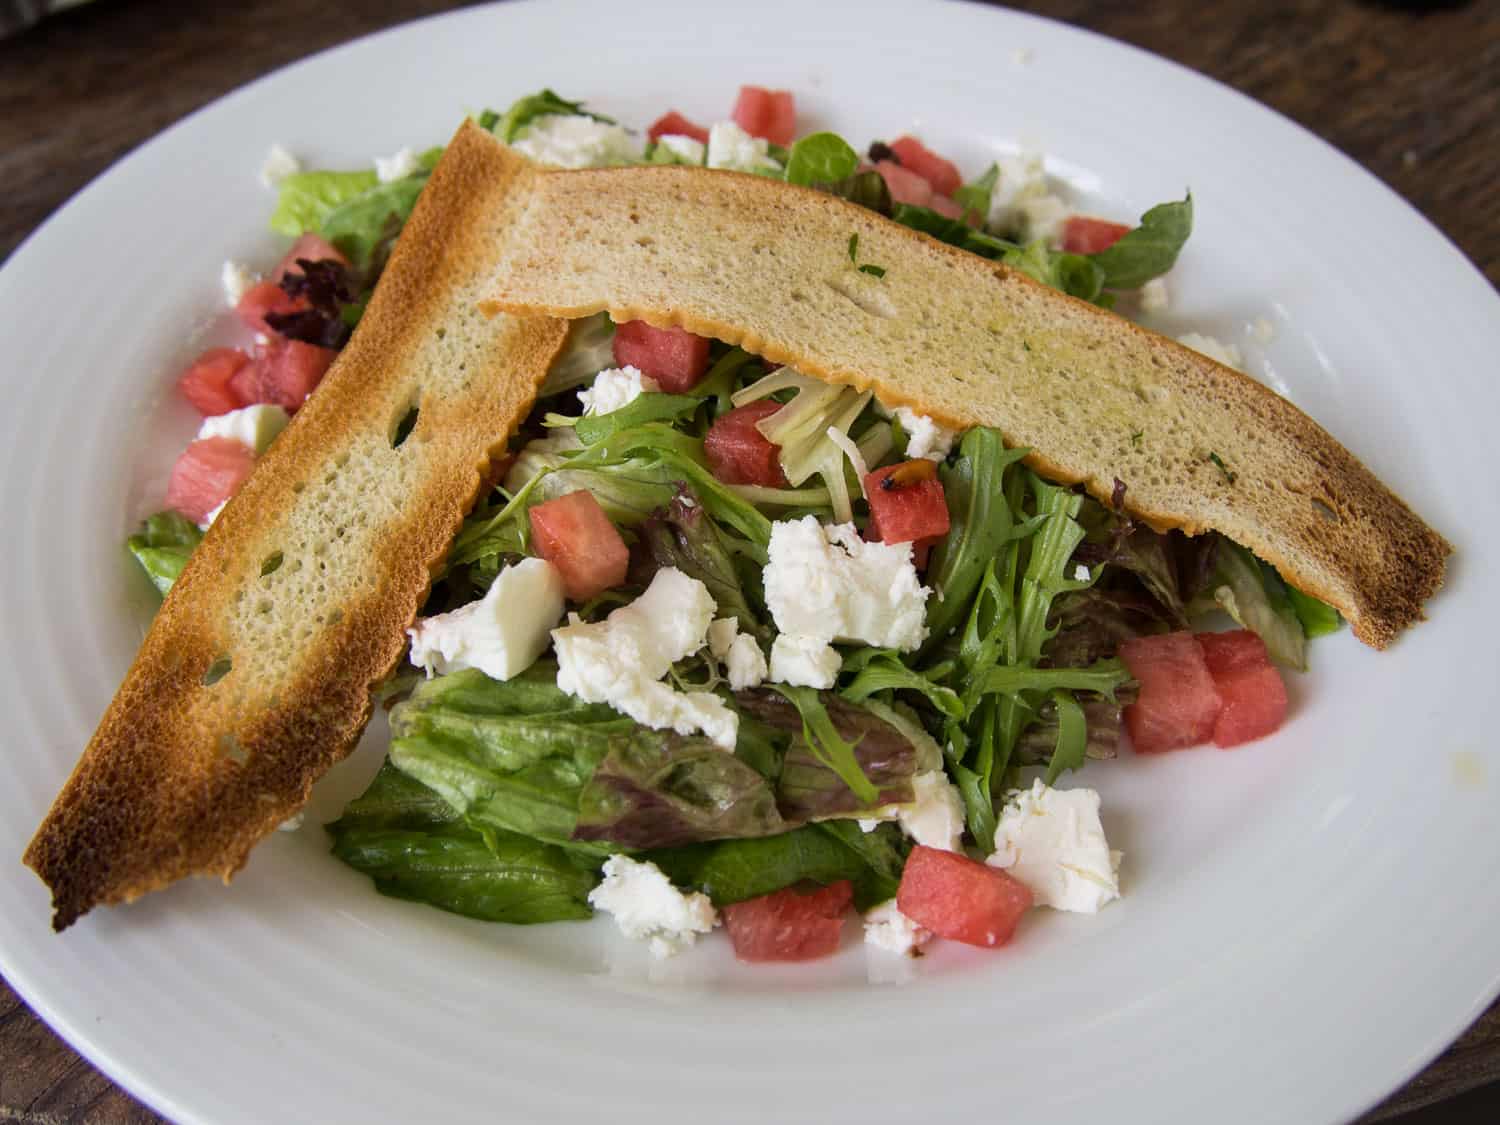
[1,1,1496,1122]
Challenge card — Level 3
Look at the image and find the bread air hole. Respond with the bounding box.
[202,656,233,686]
[391,393,421,449]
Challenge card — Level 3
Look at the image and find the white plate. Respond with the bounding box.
[2,2,1497,1122]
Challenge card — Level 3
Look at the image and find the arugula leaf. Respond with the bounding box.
[573,728,788,849]
[1042,689,1089,786]
[126,511,203,597]
[329,822,596,924]
[784,132,860,186]
[1088,194,1193,290]
[840,648,964,719]
[952,162,999,219]
[574,392,702,445]
[890,202,1016,259]
[764,685,880,806]
[269,169,378,237]
[492,89,614,143]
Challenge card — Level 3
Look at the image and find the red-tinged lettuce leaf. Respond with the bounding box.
[736,691,918,821]
[572,727,788,849]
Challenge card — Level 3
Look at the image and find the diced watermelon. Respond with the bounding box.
[273,232,348,281]
[897,846,1032,948]
[874,159,933,208]
[165,437,256,525]
[704,401,787,487]
[1119,632,1223,752]
[722,880,853,962]
[611,320,711,392]
[730,85,796,147]
[177,347,251,416]
[865,462,951,545]
[1196,630,1289,748]
[529,491,630,601]
[888,136,963,197]
[1060,216,1132,255]
[927,194,964,220]
[235,279,306,335]
[229,337,336,412]
[647,110,709,145]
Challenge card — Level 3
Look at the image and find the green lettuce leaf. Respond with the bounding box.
[809,169,893,214]
[328,760,459,833]
[573,728,787,849]
[126,510,202,597]
[952,163,999,220]
[1196,539,1307,670]
[1287,585,1342,639]
[268,169,379,237]
[319,174,428,273]
[573,392,701,445]
[1088,194,1193,290]
[784,132,859,186]
[1003,241,1107,304]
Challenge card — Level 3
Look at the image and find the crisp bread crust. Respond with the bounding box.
[478,162,1450,649]
[24,124,566,930]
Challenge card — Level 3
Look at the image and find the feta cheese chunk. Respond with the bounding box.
[577,365,659,416]
[708,618,768,690]
[857,770,966,852]
[259,143,301,188]
[987,779,1121,913]
[986,152,1068,242]
[374,145,420,183]
[553,568,738,747]
[199,500,227,532]
[407,558,566,682]
[589,855,719,959]
[769,633,840,689]
[1177,331,1244,372]
[1139,277,1170,313]
[656,134,706,165]
[220,260,257,307]
[764,517,930,651]
[892,406,957,462]
[706,121,782,174]
[863,899,932,956]
[197,403,289,455]
[511,114,639,168]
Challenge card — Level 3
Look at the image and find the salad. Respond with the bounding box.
[128,85,1341,966]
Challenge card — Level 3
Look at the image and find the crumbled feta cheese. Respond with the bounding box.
[220,260,257,307]
[764,517,930,651]
[706,120,782,174]
[259,143,301,188]
[863,899,932,956]
[987,779,1121,913]
[553,568,738,747]
[725,633,768,691]
[374,145,420,183]
[1073,564,1090,582]
[987,153,1067,241]
[707,617,768,691]
[1016,193,1070,245]
[589,855,719,958]
[408,558,565,681]
[1177,332,1244,372]
[278,813,304,832]
[577,365,659,416]
[769,633,840,689]
[198,500,227,532]
[1139,277,1170,313]
[892,406,957,462]
[656,134,706,165]
[511,114,639,168]
[859,770,965,851]
[197,403,289,454]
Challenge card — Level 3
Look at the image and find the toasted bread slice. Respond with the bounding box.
[478,160,1449,648]
[25,124,565,930]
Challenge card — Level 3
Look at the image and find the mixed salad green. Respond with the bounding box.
[130,87,1340,962]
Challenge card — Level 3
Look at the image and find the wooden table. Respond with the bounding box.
[1,1,1495,1121]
